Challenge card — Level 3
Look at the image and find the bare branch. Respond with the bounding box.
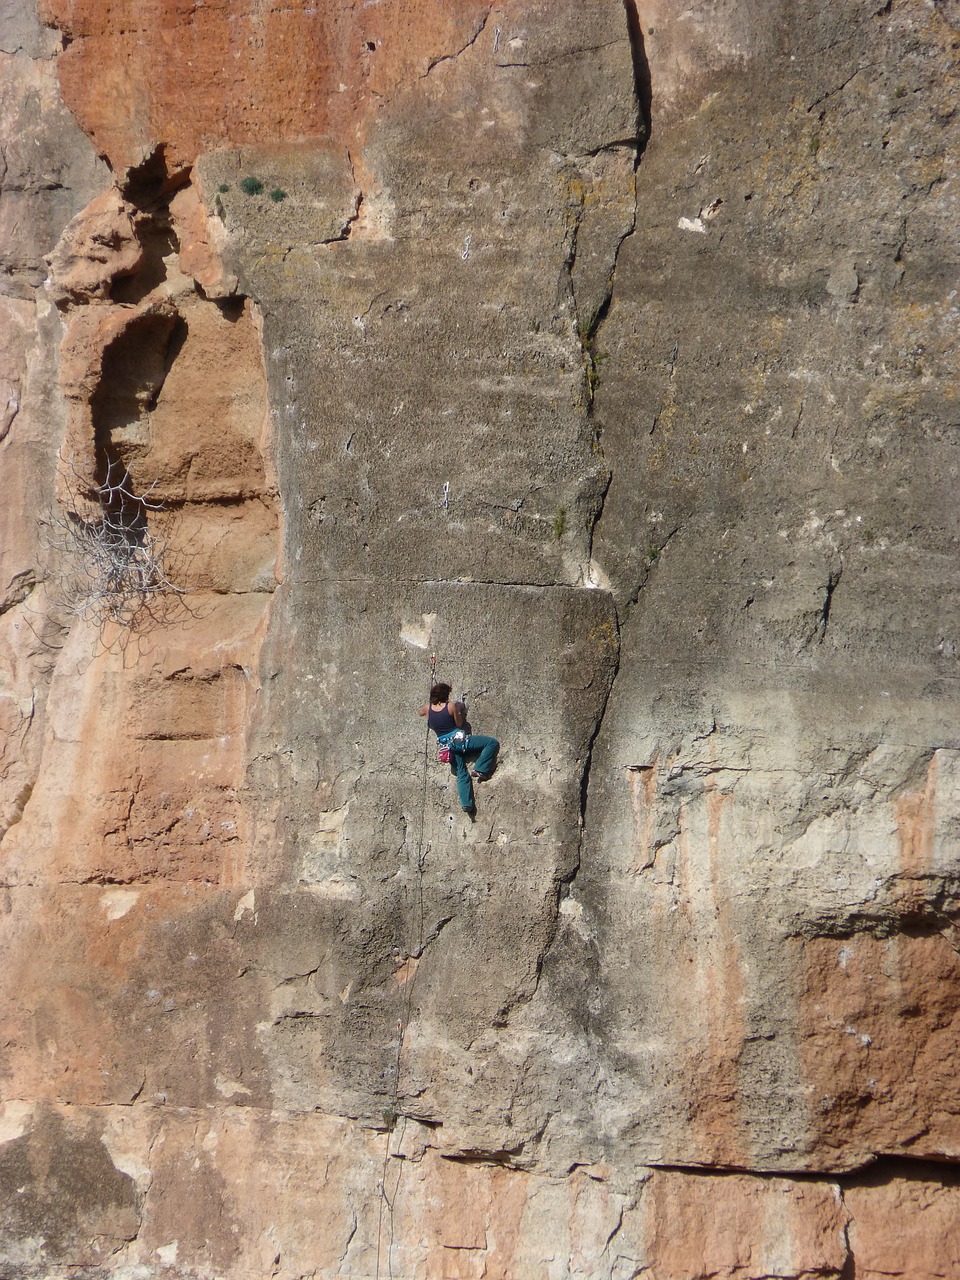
[39,453,187,636]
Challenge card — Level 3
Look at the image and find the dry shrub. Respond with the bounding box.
[40,455,186,634]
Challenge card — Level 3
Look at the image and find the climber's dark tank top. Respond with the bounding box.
[427,704,458,736]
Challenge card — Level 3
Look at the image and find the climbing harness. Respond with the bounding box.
[436,727,466,765]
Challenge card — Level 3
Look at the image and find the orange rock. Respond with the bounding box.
[845,1167,960,1280]
[0,886,272,1107]
[56,298,179,495]
[45,188,143,302]
[895,752,938,881]
[125,293,273,504]
[168,183,237,298]
[7,214,279,891]
[799,934,960,1165]
[37,0,493,174]
[641,1168,849,1280]
[0,594,273,889]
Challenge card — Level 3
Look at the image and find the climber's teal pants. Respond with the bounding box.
[449,734,499,811]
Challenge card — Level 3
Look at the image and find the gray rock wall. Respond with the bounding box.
[581,0,960,1173]
[1,0,959,1275]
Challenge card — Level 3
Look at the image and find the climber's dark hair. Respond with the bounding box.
[430,682,452,704]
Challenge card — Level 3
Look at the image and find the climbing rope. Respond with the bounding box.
[374,651,437,1280]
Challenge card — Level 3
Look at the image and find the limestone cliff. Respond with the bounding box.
[1,0,959,1276]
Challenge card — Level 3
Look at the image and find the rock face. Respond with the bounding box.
[1,0,958,1276]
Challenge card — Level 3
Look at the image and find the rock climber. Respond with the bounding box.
[419,681,499,815]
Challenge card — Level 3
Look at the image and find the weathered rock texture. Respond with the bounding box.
[1,0,958,1275]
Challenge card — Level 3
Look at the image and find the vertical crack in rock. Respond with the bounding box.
[836,1184,856,1280]
[566,3,648,601]
[805,559,843,647]
[566,0,651,834]
[421,6,493,79]
[485,4,643,1061]
[622,0,652,145]
[622,524,681,614]
[569,606,622,895]
[338,149,365,243]
[567,155,639,425]
[816,562,842,643]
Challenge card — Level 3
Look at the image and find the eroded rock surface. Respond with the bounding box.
[0,0,958,1275]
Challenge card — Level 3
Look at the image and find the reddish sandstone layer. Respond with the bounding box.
[37,0,493,174]
[7,1097,959,1279]
[800,931,960,1164]
[1,171,279,891]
